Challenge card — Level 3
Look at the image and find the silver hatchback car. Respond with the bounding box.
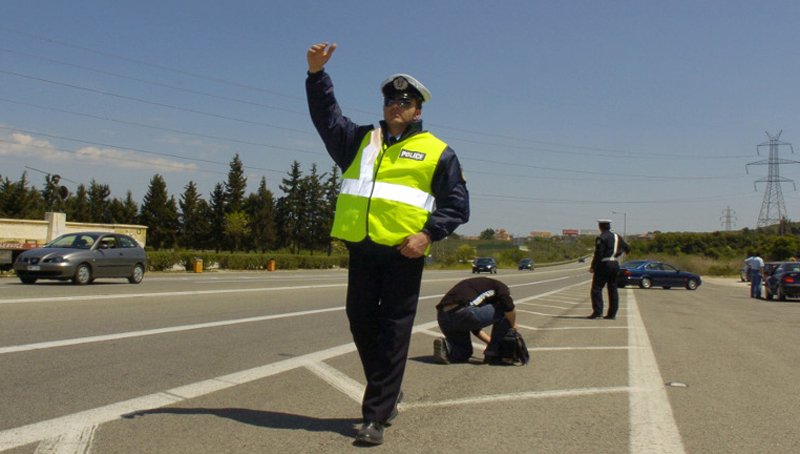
[14,231,147,285]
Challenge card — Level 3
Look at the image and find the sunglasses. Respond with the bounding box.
[383,98,416,108]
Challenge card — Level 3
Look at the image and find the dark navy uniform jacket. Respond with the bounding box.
[305,70,469,243]
[591,230,631,270]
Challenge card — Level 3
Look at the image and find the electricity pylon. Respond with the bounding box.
[746,131,799,228]
[720,206,737,231]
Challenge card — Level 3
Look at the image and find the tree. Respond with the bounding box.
[208,183,227,253]
[0,172,42,219]
[67,184,90,222]
[224,211,250,252]
[138,174,179,250]
[225,154,247,214]
[277,161,305,254]
[87,180,111,223]
[246,177,276,253]
[300,163,326,254]
[178,181,209,250]
[479,228,496,240]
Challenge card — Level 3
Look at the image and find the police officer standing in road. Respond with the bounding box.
[305,43,469,445]
[588,219,630,319]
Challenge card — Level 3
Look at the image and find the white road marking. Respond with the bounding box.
[303,361,365,404]
[33,425,96,454]
[0,307,344,355]
[403,386,632,409]
[626,289,686,453]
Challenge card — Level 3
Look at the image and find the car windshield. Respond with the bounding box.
[46,233,98,249]
[476,258,493,264]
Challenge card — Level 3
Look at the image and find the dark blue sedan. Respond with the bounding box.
[617,260,701,290]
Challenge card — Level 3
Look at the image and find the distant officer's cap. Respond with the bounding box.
[381,74,431,103]
[597,219,612,225]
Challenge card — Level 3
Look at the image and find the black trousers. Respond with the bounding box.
[345,244,425,423]
[590,261,620,317]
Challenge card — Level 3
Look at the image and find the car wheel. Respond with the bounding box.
[685,279,699,291]
[492,269,497,274]
[19,277,37,285]
[72,264,92,285]
[128,264,145,284]
[640,277,652,289]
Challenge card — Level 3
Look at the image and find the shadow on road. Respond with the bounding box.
[122,407,359,437]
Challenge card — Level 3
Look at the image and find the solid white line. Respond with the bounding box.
[0,307,344,355]
[402,386,631,409]
[529,346,633,351]
[516,324,628,331]
[303,361,365,404]
[626,289,686,453]
[0,283,348,305]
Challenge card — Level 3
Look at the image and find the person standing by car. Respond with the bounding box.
[306,42,470,446]
[432,277,517,364]
[589,219,630,319]
[744,252,765,298]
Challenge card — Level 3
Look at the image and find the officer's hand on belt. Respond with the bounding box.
[397,232,431,258]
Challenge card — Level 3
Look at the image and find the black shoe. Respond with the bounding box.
[587,313,602,319]
[386,390,404,424]
[355,421,385,445]
[483,354,503,365]
[433,337,450,364]
[603,315,616,320]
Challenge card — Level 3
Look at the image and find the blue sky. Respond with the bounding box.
[2,0,799,237]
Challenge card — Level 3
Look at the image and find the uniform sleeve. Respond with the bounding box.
[421,147,470,241]
[591,235,604,269]
[305,70,373,171]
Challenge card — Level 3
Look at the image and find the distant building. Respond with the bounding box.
[562,229,579,237]
[529,231,552,238]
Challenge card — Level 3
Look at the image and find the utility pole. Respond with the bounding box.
[746,131,799,229]
[720,206,737,231]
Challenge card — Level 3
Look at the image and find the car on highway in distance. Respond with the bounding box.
[13,231,147,285]
[472,257,498,274]
[764,261,800,301]
[617,260,701,290]
[518,258,534,271]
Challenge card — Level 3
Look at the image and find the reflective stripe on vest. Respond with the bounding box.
[331,128,445,246]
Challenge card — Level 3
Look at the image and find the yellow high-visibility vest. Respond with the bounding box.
[331,128,446,247]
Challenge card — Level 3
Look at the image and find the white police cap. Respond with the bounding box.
[597,219,612,224]
[380,74,431,103]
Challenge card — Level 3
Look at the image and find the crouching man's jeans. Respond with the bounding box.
[437,303,512,362]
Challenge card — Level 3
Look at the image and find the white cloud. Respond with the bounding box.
[1,132,197,172]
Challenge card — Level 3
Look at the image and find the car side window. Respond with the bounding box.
[119,236,138,248]
[663,264,677,272]
[100,237,117,249]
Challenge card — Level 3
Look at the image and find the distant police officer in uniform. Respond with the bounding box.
[306,43,469,445]
[589,219,630,319]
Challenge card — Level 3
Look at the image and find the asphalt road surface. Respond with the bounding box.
[0,265,798,453]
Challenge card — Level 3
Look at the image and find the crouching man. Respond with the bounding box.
[433,277,517,364]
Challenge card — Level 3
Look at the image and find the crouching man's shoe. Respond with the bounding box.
[355,421,385,445]
[433,337,450,364]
